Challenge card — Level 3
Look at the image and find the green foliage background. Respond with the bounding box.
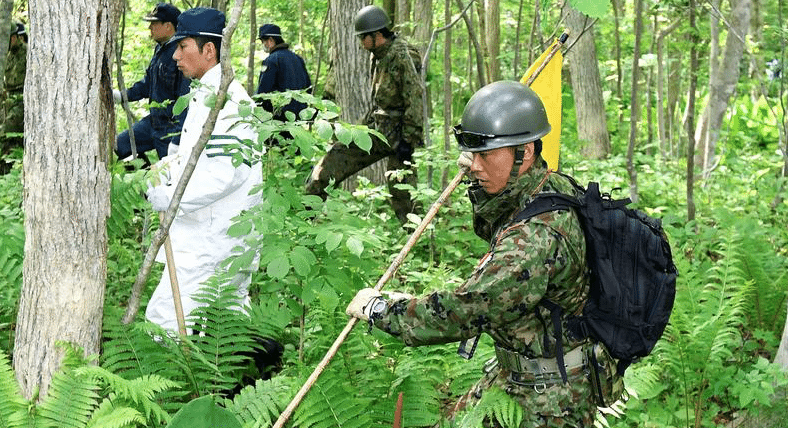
[0,0,787,427]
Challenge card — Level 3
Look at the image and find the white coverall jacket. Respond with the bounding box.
[146,64,263,333]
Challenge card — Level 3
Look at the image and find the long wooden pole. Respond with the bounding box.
[160,212,187,336]
[272,168,468,428]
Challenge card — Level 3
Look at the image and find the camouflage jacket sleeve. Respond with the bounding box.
[373,209,587,352]
[399,44,423,144]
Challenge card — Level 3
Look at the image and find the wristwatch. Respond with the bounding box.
[366,296,388,319]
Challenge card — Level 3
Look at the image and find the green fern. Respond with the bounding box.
[0,349,26,427]
[187,277,264,396]
[453,387,523,428]
[224,376,299,428]
[292,372,373,428]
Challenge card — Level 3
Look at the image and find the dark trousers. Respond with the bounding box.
[115,115,177,161]
[304,135,419,224]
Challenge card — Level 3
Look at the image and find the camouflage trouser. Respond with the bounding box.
[305,113,419,223]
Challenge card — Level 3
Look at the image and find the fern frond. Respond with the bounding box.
[292,370,373,428]
[76,365,176,424]
[454,387,523,428]
[36,354,101,428]
[85,401,145,428]
[187,278,260,396]
[0,350,26,428]
[225,376,298,428]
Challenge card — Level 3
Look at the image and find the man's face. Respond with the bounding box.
[148,21,172,43]
[358,32,375,51]
[260,37,274,53]
[173,37,213,80]
[470,146,516,195]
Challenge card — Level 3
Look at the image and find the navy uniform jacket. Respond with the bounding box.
[126,37,191,144]
[255,43,311,121]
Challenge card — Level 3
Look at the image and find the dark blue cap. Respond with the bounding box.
[258,23,282,39]
[143,3,181,26]
[172,7,225,42]
[10,22,24,36]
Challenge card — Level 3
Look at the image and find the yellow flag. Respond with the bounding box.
[520,40,563,171]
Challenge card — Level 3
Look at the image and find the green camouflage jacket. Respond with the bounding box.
[372,160,623,425]
[368,36,423,145]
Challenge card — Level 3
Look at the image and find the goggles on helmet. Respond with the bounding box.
[452,124,495,149]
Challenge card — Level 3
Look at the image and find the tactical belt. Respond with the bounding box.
[494,344,586,389]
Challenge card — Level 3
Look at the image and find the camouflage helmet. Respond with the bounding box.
[354,5,389,36]
[455,80,551,152]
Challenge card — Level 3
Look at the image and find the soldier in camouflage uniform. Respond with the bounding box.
[347,81,624,427]
[305,5,424,224]
[1,22,27,173]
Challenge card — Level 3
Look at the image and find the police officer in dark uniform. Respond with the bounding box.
[114,3,191,166]
[255,23,312,122]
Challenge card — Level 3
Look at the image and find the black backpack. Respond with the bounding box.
[514,172,677,386]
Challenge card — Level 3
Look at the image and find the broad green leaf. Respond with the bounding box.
[325,232,342,253]
[351,128,372,152]
[290,246,317,277]
[334,123,352,146]
[266,256,290,279]
[315,119,333,141]
[345,236,364,257]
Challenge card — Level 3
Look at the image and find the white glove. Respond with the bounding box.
[346,288,382,321]
[167,142,179,155]
[146,185,171,212]
[382,290,413,301]
[113,89,122,104]
[457,151,473,171]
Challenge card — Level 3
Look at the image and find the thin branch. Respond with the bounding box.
[115,5,138,159]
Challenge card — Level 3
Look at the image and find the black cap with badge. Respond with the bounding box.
[143,3,181,26]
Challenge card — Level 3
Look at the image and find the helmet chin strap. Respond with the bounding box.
[506,145,525,188]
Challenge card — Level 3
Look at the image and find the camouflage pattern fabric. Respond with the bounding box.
[372,160,624,426]
[369,35,423,147]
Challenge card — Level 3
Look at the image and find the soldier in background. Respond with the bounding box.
[0,22,27,174]
[305,5,424,224]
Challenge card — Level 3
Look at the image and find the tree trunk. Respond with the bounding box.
[748,0,764,101]
[456,0,486,88]
[0,0,13,90]
[626,0,644,203]
[657,20,681,159]
[485,0,500,81]
[686,0,698,222]
[697,0,751,175]
[14,0,118,400]
[395,0,411,34]
[563,4,610,159]
[329,0,379,190]
[442,0,452,188]
[611,0,624,127]
[245,0,257,94]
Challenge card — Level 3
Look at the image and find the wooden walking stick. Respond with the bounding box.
[160,212,187,337]
[272,168,468,428]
